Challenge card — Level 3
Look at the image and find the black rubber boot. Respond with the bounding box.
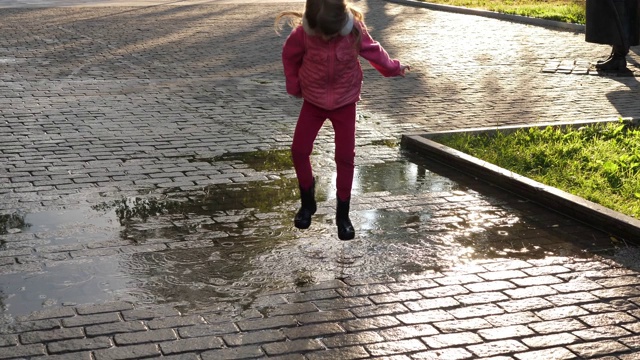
[294,180,316,229]
[336,196,355,241]
[596,50,614,64]
[596,45,628,71]
[596,55,627,71]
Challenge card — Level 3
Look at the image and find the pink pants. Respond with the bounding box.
[291,101,356,202]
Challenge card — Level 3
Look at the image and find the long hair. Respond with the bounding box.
[275,0,364,45]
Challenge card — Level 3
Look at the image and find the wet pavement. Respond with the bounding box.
[3,0,640,358]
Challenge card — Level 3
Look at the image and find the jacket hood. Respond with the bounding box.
[302,11,354,37]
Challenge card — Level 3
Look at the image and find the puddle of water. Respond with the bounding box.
[0,152,620,318]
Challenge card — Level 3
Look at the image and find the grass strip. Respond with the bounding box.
[419,0,586,24]
[436,121,640,219]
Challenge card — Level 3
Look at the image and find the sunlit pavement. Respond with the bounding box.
[2,0,640,359]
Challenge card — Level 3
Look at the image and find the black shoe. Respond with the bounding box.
[597,53,613,64]
[596,55,627,71]
[336,196,355,240]
[294,180,316,229]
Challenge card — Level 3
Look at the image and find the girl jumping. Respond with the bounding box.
[276,0,409,240]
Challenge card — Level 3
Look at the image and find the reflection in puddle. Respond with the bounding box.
[0,153,617,318]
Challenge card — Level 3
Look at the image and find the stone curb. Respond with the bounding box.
[402,117,640,243]
[385,0,586,32]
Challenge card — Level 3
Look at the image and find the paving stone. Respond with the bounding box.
[386,279,439,292]
[297,310,355,325]
[396,310,453,324]
[85,321,147,337]
[514,347,577,360]
[114,328,177,345]
[0,334,18,347]
[504,285,558,299]
[369,291,423,304]
[322,330,385,347]
[75,302,134,315]
[20,327,85,344]
[350,303,410,318]
[0,319,61,335]
[550,279,602,293]
[433,274,484,286]
[579,312,638,326]
[93,343,161,360]
[498,297,554,313]
[521,333,580,348]
[159,336,225,355]
[283,322,345,339]
[466,339,529,357]
[305,346,370,360]
[423,332,482,348]
[62,312,122,328]
[412,348,473,359]
[15,307,76,322]
[47,336,112,353]
[511,276,563,287]
[378,324,439,340]
[619,335,640,349]
[0,344,46,359]
[477,325,534,340]
[433,318,493,332]
[262,338,324,355]
[342,315,401,332]
[455,292,508,305]
[464,281,516,293]
[528,318,587,334]
[146,315,205,330]
[263,303,318,317]
[122,307,180,321]
[572,325,631,340]
[32,352,93,360]
[287,289,340,303]
[592,286,640,299]
[177,323,239,338]
[521,265,571,276]
[223,329,285,346]
[567,340,629,358]
[421,285,470,298]
[313,297,373,311]
[535,305,589,320]
[200,345,265,360]
[545,292,600,306]
[447,304,504,319]
[365,338,427,356]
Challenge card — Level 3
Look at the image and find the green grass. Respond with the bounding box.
[436,121,640,219]
[421,0,586,24]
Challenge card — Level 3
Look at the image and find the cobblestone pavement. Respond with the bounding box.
[3,0,640,358]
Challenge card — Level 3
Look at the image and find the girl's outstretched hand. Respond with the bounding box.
[399,64,410,77]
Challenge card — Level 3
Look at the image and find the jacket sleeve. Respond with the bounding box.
[358,23,402,77]
[282,26,306,97]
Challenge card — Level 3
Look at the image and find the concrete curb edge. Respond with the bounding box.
[401,117,640,243]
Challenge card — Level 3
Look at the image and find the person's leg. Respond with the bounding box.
[328,103,357,240]
[329,103,357,201]
[292,101,326,191]
[597,0,631,70]
[291,101,326,229]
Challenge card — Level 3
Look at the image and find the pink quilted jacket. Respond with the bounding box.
[282,21,403,111]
